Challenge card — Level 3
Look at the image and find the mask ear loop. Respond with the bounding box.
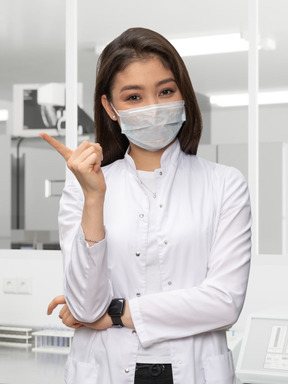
[110,103,120,120]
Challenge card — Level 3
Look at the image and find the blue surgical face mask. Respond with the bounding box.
[111,100,186,152]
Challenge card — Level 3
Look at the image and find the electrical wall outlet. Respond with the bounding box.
[3,278,18,293]
[3,277,33,294]
[17,278,33,294]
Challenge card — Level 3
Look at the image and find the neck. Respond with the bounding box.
[129,143,166,171]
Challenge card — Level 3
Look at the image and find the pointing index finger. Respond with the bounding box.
[39,133,72,161]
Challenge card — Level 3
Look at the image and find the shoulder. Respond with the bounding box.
[102,158,130,180]
[102,158,125,173]
[180,154,249,204]
[182,153,246,182]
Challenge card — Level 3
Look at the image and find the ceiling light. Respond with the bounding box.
[210,91,288,107]
[0,109,9,121]
[169,33,250,57]
[95,34,275,57]
[94,33,249,57]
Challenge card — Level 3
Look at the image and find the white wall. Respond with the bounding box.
[211,106,249,144]
[0,99,12,135]
[0,250,65,328]
[210,104,288,145]
[235,254,288,331]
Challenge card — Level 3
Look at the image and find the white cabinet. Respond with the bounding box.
[24,142,65,231]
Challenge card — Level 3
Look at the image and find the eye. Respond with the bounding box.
[160,88,175,96]
[126,94,141,101]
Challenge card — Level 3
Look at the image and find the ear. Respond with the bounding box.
[101,95,117,121]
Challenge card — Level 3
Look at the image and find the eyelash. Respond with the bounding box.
[161,89,176,96]
[126,88,175,101]
[126,94,140,101]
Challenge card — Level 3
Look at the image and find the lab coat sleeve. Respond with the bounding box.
[58,178,113,323]
[129,167,251,348]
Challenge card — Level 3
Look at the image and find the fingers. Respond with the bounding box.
[75,149,101,173]
[59,304,81,329]
[67,142,103,174]
[47,297,81,328]
[69,141,103,162]
[59,304,69,319]
[39,133,73,161]
[47,295,66,315]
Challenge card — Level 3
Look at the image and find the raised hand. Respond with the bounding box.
[39,133,106,198]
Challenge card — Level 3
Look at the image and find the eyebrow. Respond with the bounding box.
[120,85,143,93]
[120,78,176,93]
[156,78,176,87]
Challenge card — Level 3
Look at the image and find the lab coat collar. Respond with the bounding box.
[124,139,181,175]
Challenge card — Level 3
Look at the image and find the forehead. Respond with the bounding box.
[112,56,174,90]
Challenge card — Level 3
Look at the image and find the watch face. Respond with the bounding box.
[108,298,125,316]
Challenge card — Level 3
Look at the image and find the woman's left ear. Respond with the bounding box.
[101,95,117,121]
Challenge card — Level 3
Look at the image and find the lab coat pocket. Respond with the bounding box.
[202,349,235,384]
[65,356,99,384]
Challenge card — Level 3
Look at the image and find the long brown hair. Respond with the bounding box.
[94,27,202,166]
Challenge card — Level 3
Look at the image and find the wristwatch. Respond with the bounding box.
[108,298,126,327]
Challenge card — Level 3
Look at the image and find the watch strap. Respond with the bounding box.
[110,315,124,327]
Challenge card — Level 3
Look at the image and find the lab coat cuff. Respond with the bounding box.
[78,225,106,244]
[77,226,107,258]
[129,297,150,348]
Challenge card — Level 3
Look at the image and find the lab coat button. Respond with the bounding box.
[168,281,172,286]
[132,330,137,334]
[136,293,141,297]
[135,252,140,257]
[160,204,163,208]
[139,213,144,218]
[164,240,168,245]
[125,368,130,373]
[159,171,163,176]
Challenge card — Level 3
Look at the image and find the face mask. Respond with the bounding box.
[111,100,186,152]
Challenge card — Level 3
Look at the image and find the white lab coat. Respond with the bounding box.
[59,140,251,384]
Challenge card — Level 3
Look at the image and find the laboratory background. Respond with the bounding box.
[0,0,288,383]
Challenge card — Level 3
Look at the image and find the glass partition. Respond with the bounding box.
[0,1,66,249]
[0,0,266,252]
[258,0,288,254]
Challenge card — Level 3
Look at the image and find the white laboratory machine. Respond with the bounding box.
[236,311,288,383]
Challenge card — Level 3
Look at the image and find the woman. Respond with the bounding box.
[42,27,251,384]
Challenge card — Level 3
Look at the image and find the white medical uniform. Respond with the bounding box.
[59,139,251,384]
